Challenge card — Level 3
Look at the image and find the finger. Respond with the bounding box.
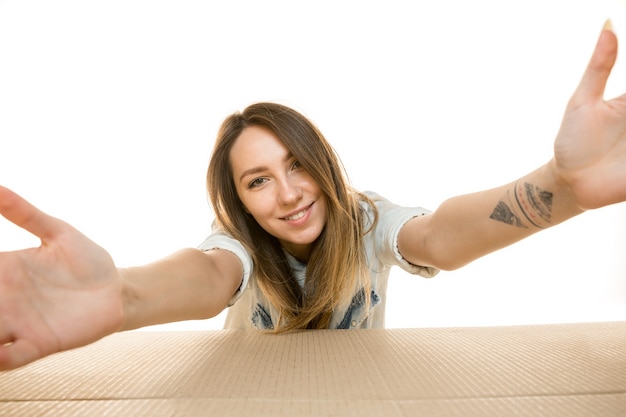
[0,339,42,371]
[0,329,14,347]
[0,185,65,242]
[572,20,618,105]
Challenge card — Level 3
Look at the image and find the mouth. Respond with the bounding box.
[281,203,313,221]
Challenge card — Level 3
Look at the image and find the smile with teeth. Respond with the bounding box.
[282,205,310,221]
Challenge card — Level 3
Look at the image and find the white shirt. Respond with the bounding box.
[198,191,439,329]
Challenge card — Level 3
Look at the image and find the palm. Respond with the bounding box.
[553,27,626,210]
[0,187,124,370]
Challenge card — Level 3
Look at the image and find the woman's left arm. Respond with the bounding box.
[399,22,626,271]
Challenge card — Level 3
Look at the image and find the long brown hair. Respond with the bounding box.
[207,102,375,331]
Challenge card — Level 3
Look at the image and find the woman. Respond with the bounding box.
[0,22,624,370]
[203,103,437,331]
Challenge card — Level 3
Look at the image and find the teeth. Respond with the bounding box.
[285,208,307,221]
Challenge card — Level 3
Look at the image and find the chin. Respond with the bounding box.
[282,230,323,249]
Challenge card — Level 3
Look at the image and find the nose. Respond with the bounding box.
[277,177,302,206]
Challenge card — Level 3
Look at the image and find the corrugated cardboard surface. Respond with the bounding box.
[1,322,625,416]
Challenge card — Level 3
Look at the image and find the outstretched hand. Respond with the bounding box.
[553,21,626,210]
[0,186,124,371]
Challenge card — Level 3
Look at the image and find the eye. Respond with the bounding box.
[247,177,267,189]
[291,160,302,170]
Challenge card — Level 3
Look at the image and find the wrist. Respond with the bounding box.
[542,160,586,220]
[117,267,138,332]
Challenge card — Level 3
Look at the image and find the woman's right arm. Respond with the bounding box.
[0,185,242,371]
[120,248,242,331]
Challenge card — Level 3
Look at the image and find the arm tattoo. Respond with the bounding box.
[489,181,553,229]
[490,200,528,228]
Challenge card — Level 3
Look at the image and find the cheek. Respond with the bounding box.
[319,198,329,222]
[240,194,273,221]
[235,185,256,215]
[305,177,324,198]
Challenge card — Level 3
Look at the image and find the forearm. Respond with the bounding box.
[400,161,584,270]
[118,248,241,331]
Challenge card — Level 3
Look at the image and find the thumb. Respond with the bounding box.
[571,20,618,105]
[0,185,65,242]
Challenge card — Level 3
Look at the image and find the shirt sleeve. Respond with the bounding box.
[366,191,439,278]
[197,221,253,306]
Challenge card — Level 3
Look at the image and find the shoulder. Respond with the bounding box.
[359,191,439,278]
[198,221,249,255]
[198,221,255,306]
[360,190,430,215]
[358,190,431,241]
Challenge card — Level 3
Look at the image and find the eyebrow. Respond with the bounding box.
[238,151,294,183]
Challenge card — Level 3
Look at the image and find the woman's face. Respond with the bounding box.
[230,125,328,262]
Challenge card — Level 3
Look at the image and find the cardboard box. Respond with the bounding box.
[1,321,625,416]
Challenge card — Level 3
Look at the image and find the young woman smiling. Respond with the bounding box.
[1,22,625,370]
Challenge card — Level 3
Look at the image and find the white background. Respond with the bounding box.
[0,0,625,330]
